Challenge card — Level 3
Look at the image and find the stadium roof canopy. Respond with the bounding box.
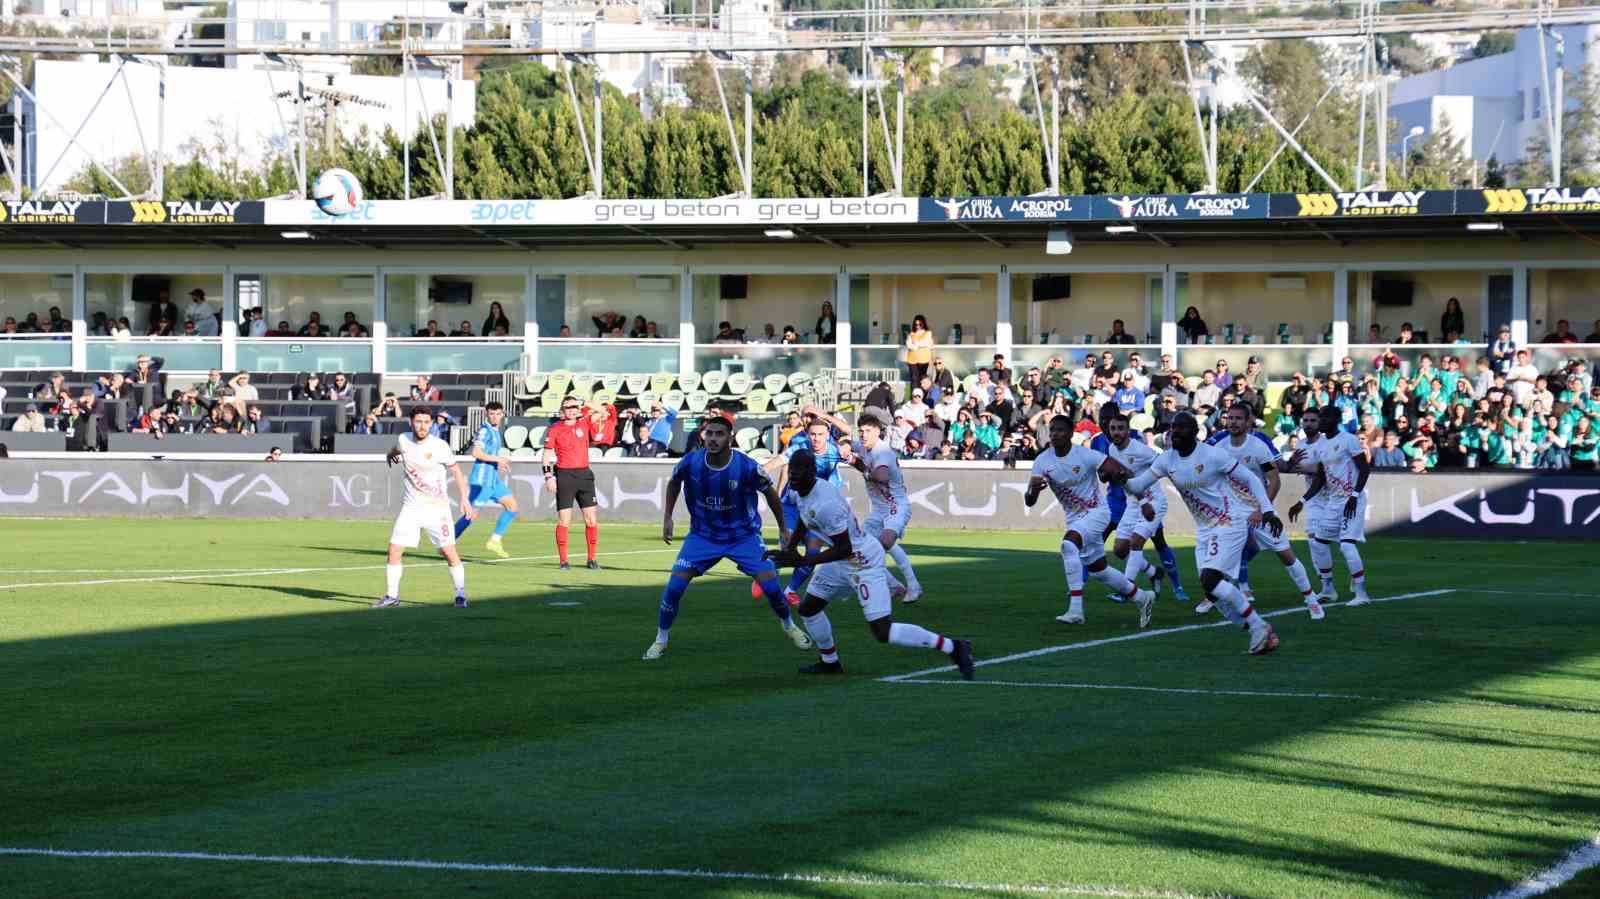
[2,189,1598,251]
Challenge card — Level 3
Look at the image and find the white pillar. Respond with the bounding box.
[994,267,1013,362]
[678,271,694,376]
[1160,267,1178,359]
[70,267,86,371]
[1511,265,1529,347]
[522,271,538,371]
[221,267,237,372]
[1332,267,1349,375]
[372,268,388,375]
[834,267,851,371]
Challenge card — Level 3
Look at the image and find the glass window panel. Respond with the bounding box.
[1182,271,1333,345]
[85,272,224,336]
[0,339,72,370]
[387,339,522,373]
[690,273,835,344]
[1021,272,1151,344]
[384,273,525,338]
[236,340,374,374]
[860,273,995,346]
[264,273,377,337]
[538,339,679,374]
[1530,269,1600,343]
[566,273,677,338]
[1357,270,1495,344]
[0,272,72,334]
[86,338,220,372]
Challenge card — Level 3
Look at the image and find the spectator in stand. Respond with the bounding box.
[34,371,67,401]
[627,418,668,457]
[898,387,930,426]
[286,373,321,402]
[932,388,961,428]
[1584,319,1600,342]
[45,306,68,334]
[930,356,956,397]
[1121,352,1151,392]
[127,354,164,385]
[987,383,1017,431]
[149,289,179,333]
[905,314,933,386]
[243,406,270,434]
[266,320,294,337]
[1396,322,1418,345]
[415,320,444,338]
[625,315,648,338]
[326,372,355,415]
[1179,306,1208,343]
[590,311,623,337]
[1371,431,1407,468]
[776,411,805,450]
[1359,412,1383,449]
[1239,355,1267,392]
[375,392,402,419]
[148,317,176,337]
[480,302,511,337]
[1441,297,1466,340]
[1113,372,1145,414]
[1193,370,1221,410]
[1573,417,1599,471]
[197,369,226,400]
[991,353,1013,385]
[184,290,217,336]
[334,311,364,338]
[1,316,16,334]
[297,312,325,337]
[1489,325,1517,374]
[224,372,256,404]
[246,307,268,337]
[1158,372,1190,410]
[182,320,201,337]
[779,325,800,344]
[1106,318,1138,345]
[410,375,441,403]
[957,428,989,461]
[1507,349,1540,407]
[815,301,837,344]
[588,402,619,448]
[1542,320,1578,343]
[861,380,897,423]
[1213,358,1235,391]
[355,413,385,435]
[11,403,46,432]
[755,323,779,344]
[452,321,476,337]
[714,321,739,344]
[1153,393,1181,434]
[557,325,573,337]
[1092,350,1118,385]
[968,369,995,408]
[87,311,111,336]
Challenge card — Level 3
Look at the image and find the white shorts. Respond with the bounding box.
[1311,492,1367,543]
[1195,524,1250,576]
[1065,505,1112,565]
[806,560,893,622]
[864,504,911,541]
[1114,496,1166,543]
[1249,520,1291,553]
[389,502,457,550]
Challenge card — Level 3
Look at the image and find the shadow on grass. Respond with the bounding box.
[1,536,1597,899]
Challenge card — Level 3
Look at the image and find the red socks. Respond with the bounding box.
[585,524,599,562]
[555,524,569,564]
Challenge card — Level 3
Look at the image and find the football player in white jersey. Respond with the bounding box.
[845,415,923,603]
[1025,414,1157,627]
[1122,412,1282,654]
[1101,413,1169,603]
[377,405,474,609]
[768,450,974,679]
[1207,403,1324,620]
[1289,405,1373,605]
[1283,408,1340,602]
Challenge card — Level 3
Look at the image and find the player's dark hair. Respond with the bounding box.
[410,405,434,419]
[1173,411,1198,429]
[1108,412,1131,426]
[858,414,883,431]
[789,448,816,472]
[1049,413,1074,430]
[700,415,732,433]
[485,401,504,412]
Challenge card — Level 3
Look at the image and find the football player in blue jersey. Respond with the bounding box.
[1088,404,1189,602]
[645,415,814,661]
[453,401,521,558]
[759,417,845,606]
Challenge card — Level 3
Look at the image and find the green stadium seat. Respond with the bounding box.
[745,388,771,413]
[512,447,540,459]
[623,373,648,395]
[523,372,548,396]
[650,372,675,394]
[787,372,812,393]
[600,373,624,394]
[735,427,761,452]
[503,424,528,450]
[1129,412,1155,432]
[591,390,617,408]
[571,373,598,397]
[723,371,750,396]
[762,373,788,395]
[527,425,548,448]
[678,371,702,392]
[603,446,625,459]
[638,390,660,408]
[772,392,799,414]
[748,448,774,462]
[686,390,710,412]
[547,369,573,397]
[662,389,685,412]
[701,371,727,394]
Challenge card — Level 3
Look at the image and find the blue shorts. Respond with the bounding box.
[782,502,801,533]
[468,481,512,507]
[1106,491,1127,533]
[673,531,776,579]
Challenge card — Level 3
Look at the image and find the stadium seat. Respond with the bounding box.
[603,446,625,459]
[735,427,761,452]
[1143,395,1157,416]
[762,374,787,395]
[527,425,548,448]
[661,389,685,412]
[571,373,598,397]
[1129,413,1155,432]
[638,390,660,409]
[1186,375,1202,391]
[962,373,979,394]
[772,392,798,414]
[678,371,702,392]
[1071,432,1088,445]
[600,373,623,395]
[650,372,675,394]
[787,372,812,393]
[748,448,774,462]
[537,389,561,414]
[588,447,604,461]
[623,373,648,395]
[591,390,617,408]
[547,370,573,398]
[701,371,726,394]
[503,424,528,450]
[685,390,710,412]
[745,388,771,413]
[512,447,540,459]
[723,371,750,396]
[522,372,548,396]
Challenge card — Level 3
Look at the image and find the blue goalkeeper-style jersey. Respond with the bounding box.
[672,449,773,541]
[781,439,843,508]
[468,423,505,487]
[1089,433,1125,507]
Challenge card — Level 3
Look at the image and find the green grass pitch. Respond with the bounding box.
[1,517,1597,898]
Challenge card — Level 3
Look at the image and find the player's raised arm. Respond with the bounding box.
[447,458,477,522]
[770,526,852,569]
[1097,456,1130,484]
[1291,463,1325,523]
[1024,473,1050,507]
[1345,444,1371,521]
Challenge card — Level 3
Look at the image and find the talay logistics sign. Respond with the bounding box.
[0,200,99,224]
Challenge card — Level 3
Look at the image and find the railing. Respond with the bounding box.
[1528,344,1600,375]
[0,335,73,370]
[85,338,221,373]
[237,338,373,374]
[387,338,523,374]
[1178,345,1334,381]
[691,344,835,381]
[535,339,679,375]
[1013,344,1160,373]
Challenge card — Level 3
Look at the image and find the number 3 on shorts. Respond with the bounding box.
[1206,535,1219,557]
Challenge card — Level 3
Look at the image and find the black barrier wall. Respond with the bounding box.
[0,461,1595,539]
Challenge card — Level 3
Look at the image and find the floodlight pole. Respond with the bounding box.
[1538,24,1564,185]
[593,61,603,198]
[860,41,869,196]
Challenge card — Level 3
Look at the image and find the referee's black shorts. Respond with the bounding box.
[555,467,597,510]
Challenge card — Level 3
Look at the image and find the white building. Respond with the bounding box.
[1389,25,1600,166]
[21,59,474,195]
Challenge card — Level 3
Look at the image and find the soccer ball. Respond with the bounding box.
[312,168,364,216]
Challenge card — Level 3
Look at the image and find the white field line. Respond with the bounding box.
[889,679,1600,716]
[0,548,678,591]
[1485,833,1600,899]
[0,847,1209,899]
[878,589,1458,682]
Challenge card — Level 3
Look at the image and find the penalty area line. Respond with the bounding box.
[0,847,1208,899]
[1485,832,1600,899]
[878,589,1458,683]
